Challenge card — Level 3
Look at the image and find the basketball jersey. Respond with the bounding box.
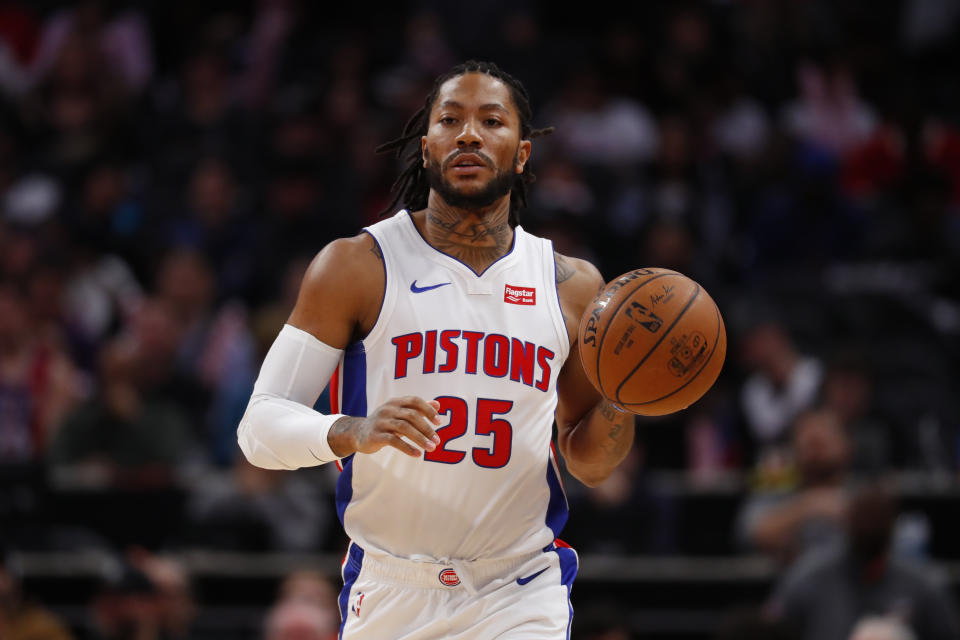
[330,210,571,563]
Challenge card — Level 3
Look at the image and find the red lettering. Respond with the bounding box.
[461,331,484,374]
[510,339,535,386]
[483,334,510,378]
[535,347,555,391]
[391,333,423,378]
[438,330,460,372]
[423,330,437,374]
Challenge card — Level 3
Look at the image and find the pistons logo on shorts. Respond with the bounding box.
[438,568,460,587]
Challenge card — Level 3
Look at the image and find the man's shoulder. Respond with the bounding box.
[313,233,383,272]
[551,251,603,289]
[299,233,384,299]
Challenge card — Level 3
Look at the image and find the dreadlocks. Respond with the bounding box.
[376,60,554,228]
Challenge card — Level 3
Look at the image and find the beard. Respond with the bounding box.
[425,150,517,210]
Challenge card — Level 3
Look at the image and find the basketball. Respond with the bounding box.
[578,268,726,416]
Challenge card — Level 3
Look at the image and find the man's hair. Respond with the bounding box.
[376,60,553,227]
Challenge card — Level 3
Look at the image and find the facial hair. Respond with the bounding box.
[425,150,518,211]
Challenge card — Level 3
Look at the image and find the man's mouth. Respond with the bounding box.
[450,153,488,169]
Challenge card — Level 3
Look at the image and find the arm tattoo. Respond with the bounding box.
[370,244,383,261]
[598,401,632,457]
[555,254,576,284]
[599,401,624,422]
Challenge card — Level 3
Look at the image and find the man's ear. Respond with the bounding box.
[515,139,532,174]
[421,136,429,168]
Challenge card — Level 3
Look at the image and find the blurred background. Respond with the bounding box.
[0,0,959,639]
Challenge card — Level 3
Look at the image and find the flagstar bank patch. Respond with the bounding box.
[504,285,536,305]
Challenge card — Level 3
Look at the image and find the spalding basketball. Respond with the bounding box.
[579,268,726,416]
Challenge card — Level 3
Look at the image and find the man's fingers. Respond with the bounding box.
[399,396,443,428]
[386,434,421,457]
[390,418,436,452]
[395,402,441,443]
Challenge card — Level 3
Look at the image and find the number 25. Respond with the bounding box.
[424,396,513,468]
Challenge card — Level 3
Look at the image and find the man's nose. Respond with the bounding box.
[456,120,482,147]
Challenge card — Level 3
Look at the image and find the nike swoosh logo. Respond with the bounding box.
[410,280,452,293]
[516,567,548,586]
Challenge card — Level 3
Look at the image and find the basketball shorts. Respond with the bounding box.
[337,540,579,639]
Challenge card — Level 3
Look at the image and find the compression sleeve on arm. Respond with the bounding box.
[237,324,347,470]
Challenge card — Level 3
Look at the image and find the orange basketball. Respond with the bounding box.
[578,268,726,416]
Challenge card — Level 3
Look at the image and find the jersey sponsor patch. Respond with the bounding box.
[504,284,536,305]
[438,568,460,587]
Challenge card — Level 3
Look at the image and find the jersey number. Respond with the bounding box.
[424,396,513,468]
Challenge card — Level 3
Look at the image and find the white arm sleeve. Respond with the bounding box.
[237,324,347,470]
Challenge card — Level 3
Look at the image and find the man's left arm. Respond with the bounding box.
[553,254,636,487]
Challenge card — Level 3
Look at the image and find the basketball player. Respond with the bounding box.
[238,61,636,639]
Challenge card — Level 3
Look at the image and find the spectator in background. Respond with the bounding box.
[155,248,256,465]
[242,0,297,111]
[737,409,851,564]
[740,320,823,466]
[541,64,658,168]
[0,1,40,97]
[0,558,75,640]
[150,47,251,188]
[89,562,163,640]
[819,353,894,474]
[20,13,138,176]
[768,484,959,640]
[277,570,339,610]
[130,551,197,640]
[849,616,916,640]
[0,281,82,464]
[164,158,260,301]
[61,209,145,359]
[30,0,152,93]
[708,69,771,164]
[184,455,331,552]
[48,333,196,488]
[263,570,339,640]
[265,601,337,640]
[25,259,99,375]
[782,61,877,157]
[61,158,150,279]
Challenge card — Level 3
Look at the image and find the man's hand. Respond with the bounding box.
[329,396,442,458]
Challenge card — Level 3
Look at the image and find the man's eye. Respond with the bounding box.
[440,117,456,125]
[486,119,502,126]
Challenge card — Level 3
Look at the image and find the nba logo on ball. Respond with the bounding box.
[578,268,726,416]
[438,568,461,587]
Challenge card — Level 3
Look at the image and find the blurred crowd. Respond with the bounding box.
[1,0,959,638]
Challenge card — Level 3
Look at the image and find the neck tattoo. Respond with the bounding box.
[423,205,513,273]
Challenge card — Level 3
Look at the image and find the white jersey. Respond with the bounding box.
[331,210,570,563]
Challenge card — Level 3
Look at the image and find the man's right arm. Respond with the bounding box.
[237,234,441,470]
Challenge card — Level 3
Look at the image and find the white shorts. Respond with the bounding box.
[337,540,579,639]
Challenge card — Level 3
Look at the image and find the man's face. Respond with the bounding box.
[793,411,850,484]
[421,73,531,210]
